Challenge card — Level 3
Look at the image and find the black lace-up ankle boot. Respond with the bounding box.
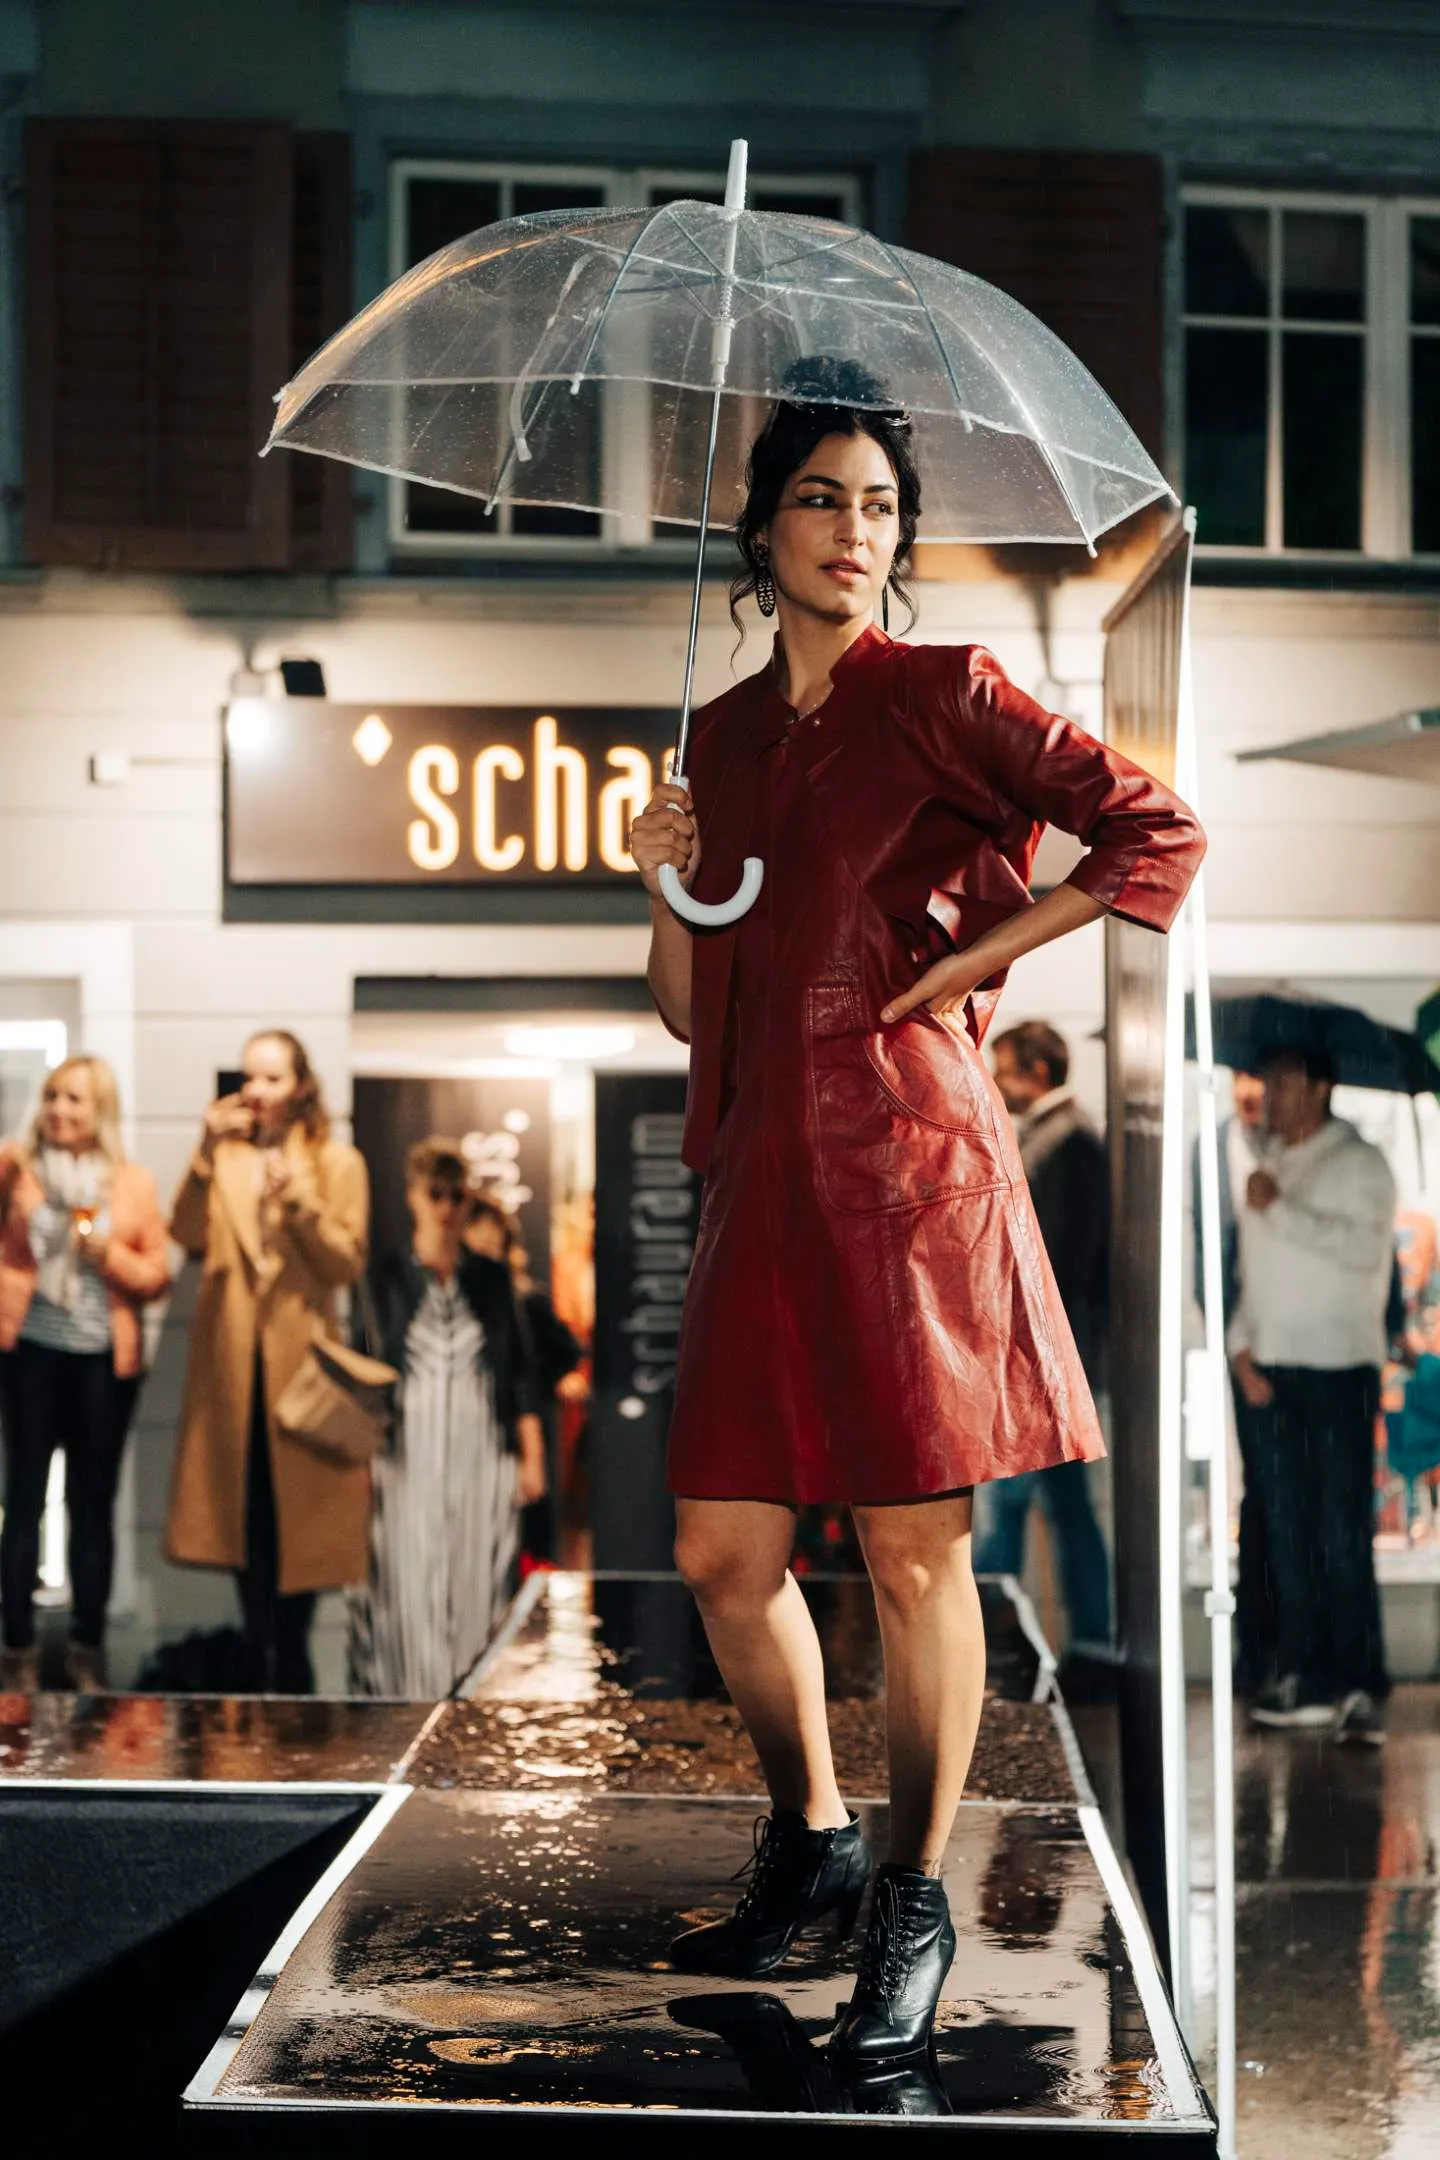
[828,1864,956,2062]
[670,1809,872,1977]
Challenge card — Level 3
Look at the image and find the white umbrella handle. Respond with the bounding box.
[654,759,763,925]
[659,857,764,927]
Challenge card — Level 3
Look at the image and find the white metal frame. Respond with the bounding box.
[385,157,862,560]
[1182,183,1440,563]
[1174,515,1238,2160]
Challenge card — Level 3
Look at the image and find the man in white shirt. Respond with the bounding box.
[1229,1047,1396,1744]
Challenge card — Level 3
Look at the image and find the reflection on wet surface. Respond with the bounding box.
[475,1571,1043,1706]
[415,1570,1071,1803]
[413,1689,1074,1804]
[216,1788,1208,2128]
[0,1573,1072,1806]
[0,1691,431,1784]
[1188,1683,1440,2160]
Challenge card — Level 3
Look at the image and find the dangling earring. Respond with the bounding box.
[755,549,777,618]
[881,581,891,633]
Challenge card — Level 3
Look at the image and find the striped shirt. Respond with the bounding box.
[19,1201,112,1356]
[348,1272,518,1699]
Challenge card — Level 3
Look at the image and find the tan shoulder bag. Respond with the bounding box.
[276,1280,398,1466]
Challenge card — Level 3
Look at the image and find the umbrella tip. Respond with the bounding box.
[724,139,748,213]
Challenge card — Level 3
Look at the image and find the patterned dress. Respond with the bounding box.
[348,1273,517,1698]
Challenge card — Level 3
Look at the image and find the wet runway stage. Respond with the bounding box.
[1,1573,1215,2150]
[194,1786,1208,2141]
[181,1573,1212,2150]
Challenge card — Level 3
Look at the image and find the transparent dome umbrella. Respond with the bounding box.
[266,141,1174,925]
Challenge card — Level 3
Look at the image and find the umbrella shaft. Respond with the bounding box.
[674,370,726,781]
[675,139,748,783]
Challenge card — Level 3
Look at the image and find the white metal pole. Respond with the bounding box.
[1159,833,1193,2039]
[1176,508,1238,2160]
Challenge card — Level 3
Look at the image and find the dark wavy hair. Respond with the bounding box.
[730,355,922,639]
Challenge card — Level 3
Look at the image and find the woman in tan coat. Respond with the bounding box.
[166,1029,369,1693]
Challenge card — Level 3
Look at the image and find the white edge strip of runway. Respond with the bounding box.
[184,1782,413,2106]
[1078,1802,1211,2126]
[993,1571,1061,1703]
[455,1564,551,1696]
[3,1776,393,1795]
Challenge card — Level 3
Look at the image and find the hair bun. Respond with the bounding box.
[778,354,908,420]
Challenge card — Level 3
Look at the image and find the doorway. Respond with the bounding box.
[350,980,693,1571]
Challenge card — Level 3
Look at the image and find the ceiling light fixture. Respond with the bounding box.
[502,1025,636,1062]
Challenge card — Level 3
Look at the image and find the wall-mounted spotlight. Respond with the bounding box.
[279,657,327,698]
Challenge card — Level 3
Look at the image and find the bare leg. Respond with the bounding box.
[853,1492,985,1873]
[674,1497,848,1827]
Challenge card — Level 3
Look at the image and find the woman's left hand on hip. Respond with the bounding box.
[881,951,989,1025]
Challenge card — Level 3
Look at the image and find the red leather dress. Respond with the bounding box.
[665,627,1205,1505]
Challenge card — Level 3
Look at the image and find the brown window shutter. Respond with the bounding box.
[907,150,1164,461]
[25,118,293,571]
[288,131,353,572]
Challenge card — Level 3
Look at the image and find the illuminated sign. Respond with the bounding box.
[223,699,677,886]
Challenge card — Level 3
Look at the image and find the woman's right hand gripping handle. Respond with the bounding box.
[632,782,700,1040]
[629,781,701,899]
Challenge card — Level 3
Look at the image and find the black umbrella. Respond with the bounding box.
[1188,986,1440,1095]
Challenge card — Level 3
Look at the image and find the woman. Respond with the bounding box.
[629,360,1205,2066]
[467,1194,585,1561]
[350,1143,546,1697]
[0,1057,169,1691]
[166,1030,369,1695]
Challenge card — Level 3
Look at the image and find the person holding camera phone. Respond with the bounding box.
[165,1030,370,1694]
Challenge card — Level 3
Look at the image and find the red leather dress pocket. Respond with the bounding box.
[805,983,1006,1214]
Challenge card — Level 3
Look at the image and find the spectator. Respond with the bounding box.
[166,1031,369,1695]
[1195,1069,1280,1696]
[1231,1047,1396,1744]
[974,1022,1111,1649]
[350,1143,546,1696]
[467,1194,585,1561]
[0,1057,170,1691]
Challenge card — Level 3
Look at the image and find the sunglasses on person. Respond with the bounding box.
[428,1183,467,1208]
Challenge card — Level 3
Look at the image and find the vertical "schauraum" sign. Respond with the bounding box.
[591,1073,699,1571]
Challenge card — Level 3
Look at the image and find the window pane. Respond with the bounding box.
[648,182,723,207]
[1410,217,1440,327]
[1282,333,1362,550]
[1185,327,1267,545]
[404,482,498,535]
[512,181,605,218]
[751,188,852,221]
[1411,340,1440,551]
[1283,211,1365,322]
[1185,205,1268,317]
[406,177,501,267]
[512,505,602,536]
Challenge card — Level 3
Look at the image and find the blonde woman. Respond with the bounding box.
[166,1030,369,1695]
[0,1057,170,1690]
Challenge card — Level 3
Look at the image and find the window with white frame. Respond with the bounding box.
[388,160,863,554]
[1183,189,1440,558]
